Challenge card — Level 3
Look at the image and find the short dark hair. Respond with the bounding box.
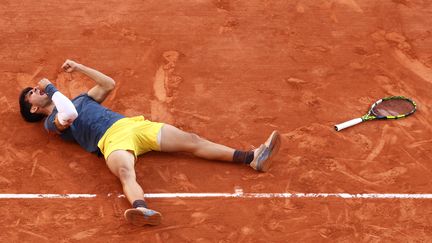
[19,87,46,122]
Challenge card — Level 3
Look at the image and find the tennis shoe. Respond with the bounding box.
[250,130,281,172]
[124,207,162,226]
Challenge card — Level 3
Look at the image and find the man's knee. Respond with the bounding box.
[117,166,135,182]
[187,133,203,150]
[189,133,201,142]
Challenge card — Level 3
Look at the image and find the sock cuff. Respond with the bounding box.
[132,200,148,208]
[233,150,254,164]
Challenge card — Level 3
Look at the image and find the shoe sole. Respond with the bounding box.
[124,208,162,226]
[259,130,281,172]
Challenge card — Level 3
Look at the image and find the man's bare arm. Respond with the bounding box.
[61,59,115,103]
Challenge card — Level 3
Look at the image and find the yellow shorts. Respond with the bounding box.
[97,116,164,160]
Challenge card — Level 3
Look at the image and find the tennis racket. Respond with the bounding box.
[335,96,417,131]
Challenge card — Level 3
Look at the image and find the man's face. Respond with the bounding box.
[25,87,50,112]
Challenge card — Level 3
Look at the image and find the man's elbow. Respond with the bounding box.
[106,78,116,91]
[65,109,78,123]
[58,109,78,126]
[70,109,78,121]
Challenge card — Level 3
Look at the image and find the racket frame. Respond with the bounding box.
[335,96,417,131]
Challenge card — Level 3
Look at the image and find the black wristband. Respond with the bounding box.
[45,84,59,99]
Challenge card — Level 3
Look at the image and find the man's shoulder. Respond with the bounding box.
[71,93,100,106]
[73,92,101,102]
[72,93,90,101]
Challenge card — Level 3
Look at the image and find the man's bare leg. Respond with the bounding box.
[106,150,161,226]
[159,124,280,171]
[159,124,235,161]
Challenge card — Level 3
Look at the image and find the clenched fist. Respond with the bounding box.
[37,78,52,92]
[61,59,81,73]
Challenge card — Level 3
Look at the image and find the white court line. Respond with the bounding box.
[2,192,432,199]
[0,194,97,199]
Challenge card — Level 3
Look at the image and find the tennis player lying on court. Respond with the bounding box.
[18,59,281,226]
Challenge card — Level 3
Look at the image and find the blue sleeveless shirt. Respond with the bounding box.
[44,93,125,153]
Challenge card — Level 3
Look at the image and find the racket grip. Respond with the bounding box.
[334,118,363,131]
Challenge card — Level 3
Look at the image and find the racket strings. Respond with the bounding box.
[372,99,415,117]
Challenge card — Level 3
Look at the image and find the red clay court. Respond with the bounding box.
[2,0,432,241]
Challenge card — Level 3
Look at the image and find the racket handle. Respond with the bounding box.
[334,118,363,131]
